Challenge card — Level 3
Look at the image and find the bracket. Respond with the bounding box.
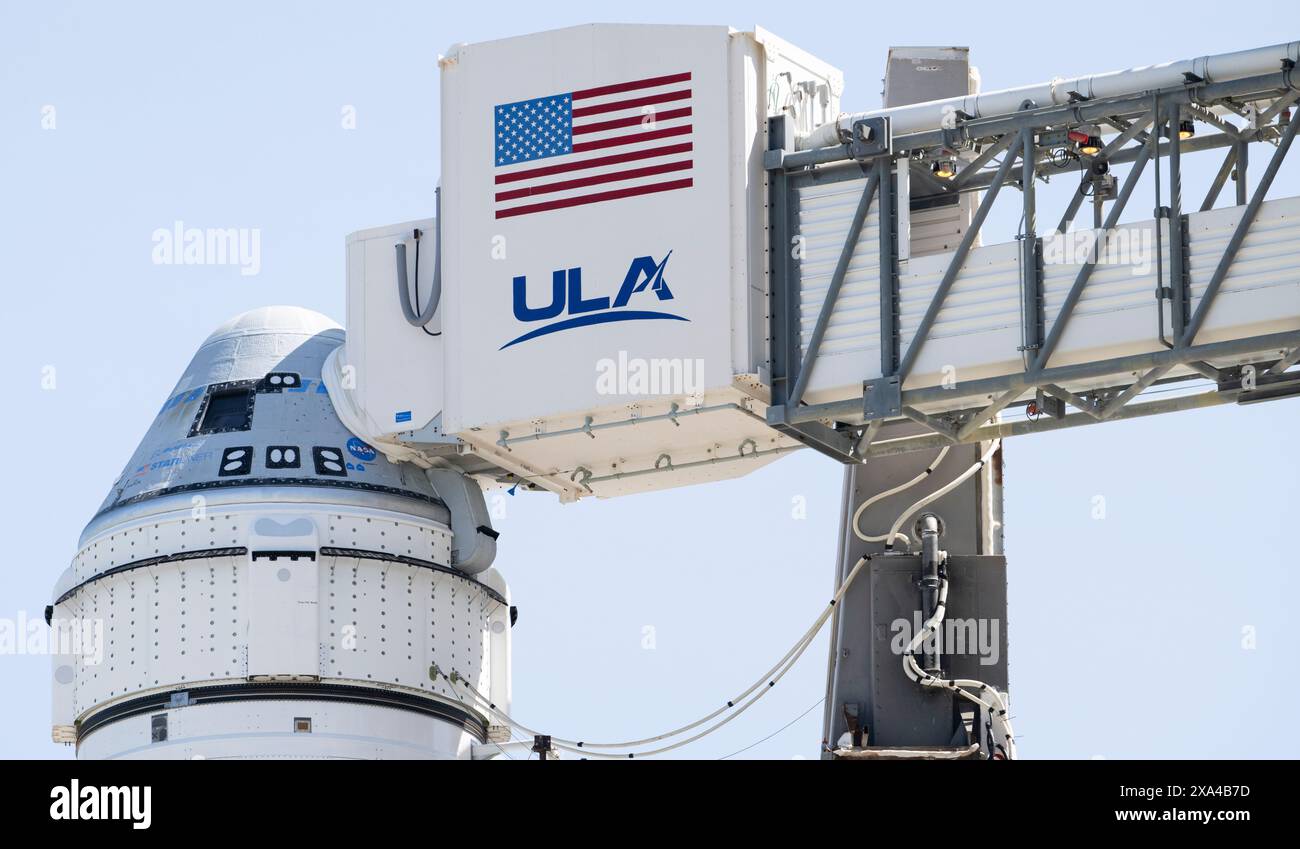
[848,117,891,160]
[863,375,903,421]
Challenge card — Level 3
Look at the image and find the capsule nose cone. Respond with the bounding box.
[79,303,440,543]
[202,306,342,346]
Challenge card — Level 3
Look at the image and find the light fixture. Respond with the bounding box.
[1178,119,1196,140]
[931,159,957,180]
[1069,128,1103,155]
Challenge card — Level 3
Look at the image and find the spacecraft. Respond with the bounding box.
[49,307,513,759]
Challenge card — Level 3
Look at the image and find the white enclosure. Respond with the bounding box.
[341,24,844,499]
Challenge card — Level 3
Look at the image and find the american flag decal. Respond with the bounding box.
[493,71,694,219]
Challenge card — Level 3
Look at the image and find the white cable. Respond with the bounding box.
[852,446,950,547]
[882,440,1000,551]
[446,553,875,758]
[454,599,829,759]
[447,439,1004,758]
[902,573,1017,759]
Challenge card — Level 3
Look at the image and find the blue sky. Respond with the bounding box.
[1,0,1297,759]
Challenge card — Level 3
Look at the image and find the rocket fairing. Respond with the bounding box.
[49,307,510,759]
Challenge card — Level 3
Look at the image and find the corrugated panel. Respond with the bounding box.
[1039,220,1167,370]
[899,240,1025,385]
[795,177,883,375]
[910,202,969,257]
[1188,198,1300,343]
[793,191,1300,402]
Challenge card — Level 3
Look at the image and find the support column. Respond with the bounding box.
[821,434,1005,752]
[821,47,1009,757]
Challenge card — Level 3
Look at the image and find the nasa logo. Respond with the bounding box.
[346,437,378,462]
[501,251,687,349]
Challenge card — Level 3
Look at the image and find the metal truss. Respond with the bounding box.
[766,67,1300,462]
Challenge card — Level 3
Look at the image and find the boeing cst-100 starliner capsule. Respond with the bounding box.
[49,307,512,759]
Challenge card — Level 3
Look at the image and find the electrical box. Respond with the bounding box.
[343,219,443,439]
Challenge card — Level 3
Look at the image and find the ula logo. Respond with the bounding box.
[501,252,687,349]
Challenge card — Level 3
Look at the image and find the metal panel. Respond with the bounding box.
[793,195,1300,402]
[910,203,968,257]
[849,554,1008,747]
[884,46,974,110]
[248,552,320,679]
[1186,198,1300,344]
[794,177,884,399]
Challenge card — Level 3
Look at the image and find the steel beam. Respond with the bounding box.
[1097,364,1176,420]
[853,418,884,456]
[1236,139,1250,206]
[1184,103,1241,138]
[783,71,1292,170]
[1181,111,1300,347]
[1201,147,1238,211]
[1254,89,1300,130]
[1055,180,1090,234]
[798,128,1240,197]
[896,149,1021,381]
[769,418,858,462]
[1020,127,1042,358]
[1167,101,1189,337]
[900,407,959,442]
[1267,347,1300,375]
[767,116,801,409]
[957,388,1023,440]
[877,158,900,376]
[952,133,1016,188]
[783,330,1300,425]
[1041,384,1102,419]
[863,388,1239,458]
[1099,113,1154,158]
[1031,143,1152,372]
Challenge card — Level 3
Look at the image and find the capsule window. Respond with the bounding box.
[312,447,348,477]
[218,446,254,477]
[259,372,301,392]
[266,445,301,470]
[191,383,256,436]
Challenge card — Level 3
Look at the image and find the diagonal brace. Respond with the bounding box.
[1181,111,1300,348]
[957,388,1024,440]
[896,147,1021,381]
[1031,143,1152,372]
[1267,347,1300,375]
[1098,364,1175,420]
